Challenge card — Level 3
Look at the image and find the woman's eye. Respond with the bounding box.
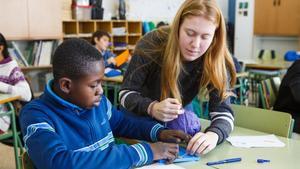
[202,35,211,40]
[186,31,194,36]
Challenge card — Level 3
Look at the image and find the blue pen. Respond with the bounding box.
[257,159,270,163]
[206,158,242,166]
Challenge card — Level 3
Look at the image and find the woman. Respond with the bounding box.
[119,0,236,155]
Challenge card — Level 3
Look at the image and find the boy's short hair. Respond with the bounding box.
[91,31,111,45]
[52,38,103,82]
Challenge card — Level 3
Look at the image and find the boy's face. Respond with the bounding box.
[95,36,110,52]
[68,61,105,109]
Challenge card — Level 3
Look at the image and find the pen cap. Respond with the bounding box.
[257,159,270,163]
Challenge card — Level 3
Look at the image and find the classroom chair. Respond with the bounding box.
[231,104,292,138]
[0,102,24,169]
[21,152,34,169]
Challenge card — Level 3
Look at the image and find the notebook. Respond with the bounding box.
[159,146,200,163]
[115,49,130,67]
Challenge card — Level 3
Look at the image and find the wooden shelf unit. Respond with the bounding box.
[63,20,142,54]
[21,65,52,73]
[254,0,300,36]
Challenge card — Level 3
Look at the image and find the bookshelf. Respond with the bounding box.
[63,20,142,55]
[9,40,59,97]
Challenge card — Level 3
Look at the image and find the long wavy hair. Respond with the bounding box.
[160,0,236,102]
[0,33,10,59]
[134,0,236,103]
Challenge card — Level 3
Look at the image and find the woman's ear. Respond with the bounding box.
[58,77,72,94]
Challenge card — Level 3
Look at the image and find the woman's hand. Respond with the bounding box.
[151,98,183,122]
[186,131,218,155]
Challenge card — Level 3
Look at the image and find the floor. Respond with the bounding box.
[0,143,16,169]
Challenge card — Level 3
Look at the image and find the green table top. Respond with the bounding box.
[177,119,300,169]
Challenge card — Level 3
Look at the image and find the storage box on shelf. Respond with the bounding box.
[62,20,142,54]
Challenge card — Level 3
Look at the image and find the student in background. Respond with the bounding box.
[20,39,190,169]
[119,0,236,155]
[91,30,116,68]
[0,33,32,133]
[274,60,300,133]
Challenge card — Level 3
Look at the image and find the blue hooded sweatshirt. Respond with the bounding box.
[20,81,164,169]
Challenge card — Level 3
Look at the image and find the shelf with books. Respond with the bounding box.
[8,40,59,68]
[62,20,142,54]
[21,65,52,73]
[8,39,58,97]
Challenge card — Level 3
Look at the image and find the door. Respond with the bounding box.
[276,0,300,36]
[254,0,278,35]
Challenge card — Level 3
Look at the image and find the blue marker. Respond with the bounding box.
[206,158,242,166]
[257,159,270,163]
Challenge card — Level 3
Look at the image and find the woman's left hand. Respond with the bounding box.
[186,131,218,155]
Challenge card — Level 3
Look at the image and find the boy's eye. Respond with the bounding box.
[90,85,97,88]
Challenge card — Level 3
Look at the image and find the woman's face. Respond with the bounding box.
[179,15,216,62]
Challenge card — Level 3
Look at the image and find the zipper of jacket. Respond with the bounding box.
[76,109,96,142]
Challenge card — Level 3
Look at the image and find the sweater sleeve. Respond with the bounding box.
[104,97,164,142]
[0,81,32,102]
[0,63,32,102]
[20,105,154,169]
[205,85,234,144]
[119,53,155,115]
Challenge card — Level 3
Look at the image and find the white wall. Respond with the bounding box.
[253,37,299,59]
[234,0,254,60]
[102,0,228,22]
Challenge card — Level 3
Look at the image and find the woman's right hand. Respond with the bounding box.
[149,142,179,162]
[151,98,183,122]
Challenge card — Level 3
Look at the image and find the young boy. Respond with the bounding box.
[19,39,190,169]
[91,30,116,68]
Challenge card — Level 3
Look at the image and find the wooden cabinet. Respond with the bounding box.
[63,20,142,54]
[0,0,62,40]
[0,0,28,40]
[254,0,300,36]
[27,0,62,39]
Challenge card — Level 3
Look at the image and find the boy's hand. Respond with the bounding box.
[107,57,116,65]
[150,142,179,162]
[159,130,192,144]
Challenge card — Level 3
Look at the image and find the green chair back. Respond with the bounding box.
[0,102,23,169]
[231,104,292,138]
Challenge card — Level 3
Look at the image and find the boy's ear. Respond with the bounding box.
[58,77,72,94]
[94,37,99,43]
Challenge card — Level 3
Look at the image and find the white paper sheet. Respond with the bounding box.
[136,163,185,169]
[227,134,285,148]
